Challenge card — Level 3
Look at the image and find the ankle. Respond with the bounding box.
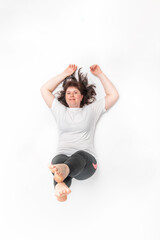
[65,164,70,174]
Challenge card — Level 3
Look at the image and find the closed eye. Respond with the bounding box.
[67,92,78,94]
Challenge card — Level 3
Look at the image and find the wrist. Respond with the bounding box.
[97,72,103,78]
[61,71,69,80]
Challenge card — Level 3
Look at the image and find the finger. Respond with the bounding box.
[91,65,96,69]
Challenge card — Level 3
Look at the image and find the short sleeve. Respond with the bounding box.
[90,97,108,123]
[50,97,66,122]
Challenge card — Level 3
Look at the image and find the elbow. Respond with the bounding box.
[111,90,119,99]
[113,92,119,99]
[114,93,119,102]
[116,91,120,98]
[116,94,120,101]
[40,86,46,92]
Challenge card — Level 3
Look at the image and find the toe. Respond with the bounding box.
[49,164,57,172]
[54,168,57,172]
[55,192,60,197]
[67,189,71,194]
[63,188,66,193]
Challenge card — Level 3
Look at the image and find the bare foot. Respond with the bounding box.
[48,163,70,183]
[54,182,71,202]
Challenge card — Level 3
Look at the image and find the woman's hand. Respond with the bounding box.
[63,64,77,77]
[90,64,103,77]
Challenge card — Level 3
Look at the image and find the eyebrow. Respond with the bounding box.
[66,90,78,92]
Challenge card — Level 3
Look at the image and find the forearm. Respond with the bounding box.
[40,72,68,92]
[98,72,119,96]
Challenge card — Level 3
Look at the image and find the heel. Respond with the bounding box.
[56,195,67,202]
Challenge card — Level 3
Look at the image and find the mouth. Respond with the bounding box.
[70,99,75,100]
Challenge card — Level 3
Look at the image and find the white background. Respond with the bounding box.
[0,0,160,239]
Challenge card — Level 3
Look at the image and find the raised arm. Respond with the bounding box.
[90,64,119,110]
[40,72,68,108]
[98,72,119,110]
[40,72,68,92]
[40,65,77,108]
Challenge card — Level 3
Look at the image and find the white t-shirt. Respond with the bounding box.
[50,96,108,159]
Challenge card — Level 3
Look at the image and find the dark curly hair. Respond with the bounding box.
[55,68,97,108]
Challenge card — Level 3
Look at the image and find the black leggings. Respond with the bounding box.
[51,150,97,188]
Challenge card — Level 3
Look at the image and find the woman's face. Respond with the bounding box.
[65,87,83,108]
